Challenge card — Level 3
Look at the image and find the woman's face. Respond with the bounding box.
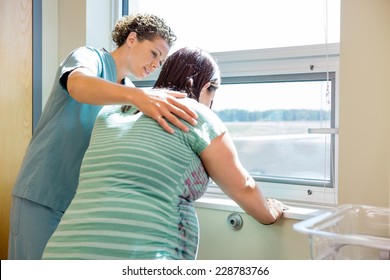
[126,32,170,79]
[199,82,216,108]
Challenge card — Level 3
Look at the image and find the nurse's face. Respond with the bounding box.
[126,32,170,79]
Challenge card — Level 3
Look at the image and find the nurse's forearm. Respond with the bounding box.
[67,72,137,105]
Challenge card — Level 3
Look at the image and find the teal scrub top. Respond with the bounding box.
[12,46,122,211]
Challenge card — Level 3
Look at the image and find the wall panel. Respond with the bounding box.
[0,0,32,259]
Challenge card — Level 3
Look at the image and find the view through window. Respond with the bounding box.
[213,77,333,183]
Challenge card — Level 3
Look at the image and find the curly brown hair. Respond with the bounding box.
[111,13,177,48]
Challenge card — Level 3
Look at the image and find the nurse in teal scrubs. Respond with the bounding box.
[8,13,197,260]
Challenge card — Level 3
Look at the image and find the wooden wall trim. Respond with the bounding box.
[0,0,33,259]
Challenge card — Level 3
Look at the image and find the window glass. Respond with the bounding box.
[127,0,340,53]
[213,79,332,183]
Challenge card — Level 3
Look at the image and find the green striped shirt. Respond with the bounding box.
[43,99,226,260]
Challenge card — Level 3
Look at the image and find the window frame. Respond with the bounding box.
[218,71,336,185]
[210,44,339,206]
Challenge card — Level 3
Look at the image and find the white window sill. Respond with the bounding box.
[194,195,332,221]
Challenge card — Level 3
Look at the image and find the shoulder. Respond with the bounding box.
[60,47,107,78]
[183,99,225,129]
[180,99,227,143]
[180,98,211,117]
[60,46,110,69]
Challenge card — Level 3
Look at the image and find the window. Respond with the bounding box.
[122,0,340,206]
[124,0,340,52]
[214,75,334,183]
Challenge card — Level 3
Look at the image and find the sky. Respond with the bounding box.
[212,81,332,111]
[129,0,340,53]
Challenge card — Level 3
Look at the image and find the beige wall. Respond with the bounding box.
[42,0,58,107]
[58,0,86,62]
[196,208,310,260]
[338,0,390,207]
[42,0,112,108]
[58,0,112,62]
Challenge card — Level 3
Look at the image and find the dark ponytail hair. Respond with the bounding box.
[153,47,220,101]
